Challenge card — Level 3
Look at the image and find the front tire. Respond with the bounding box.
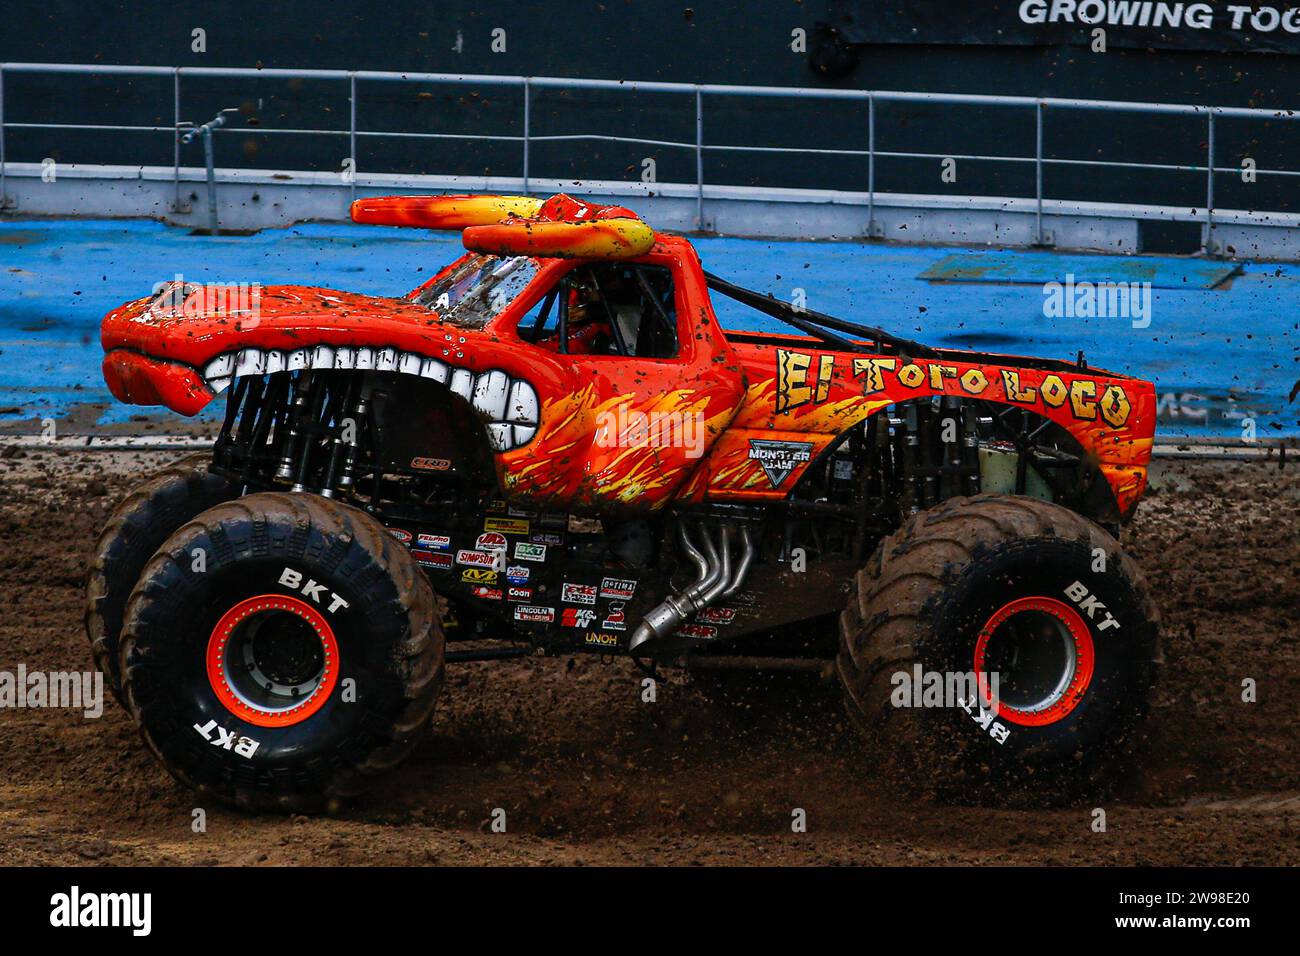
[121,492,443,812]
[837,494,1160,802]
[86,454,233,704]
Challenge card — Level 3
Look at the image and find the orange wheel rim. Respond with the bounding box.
[206,594,339,728]
[973,596,1095,727]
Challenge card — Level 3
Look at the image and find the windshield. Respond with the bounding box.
[408,254,541,327]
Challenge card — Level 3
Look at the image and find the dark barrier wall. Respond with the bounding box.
[3,0,1298,231]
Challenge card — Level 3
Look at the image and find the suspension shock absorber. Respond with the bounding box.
[277,372,310,481]
[901,403,920,512]
[320,377,361,497]
[961,402,982,496]
[337,391,368,492]
[291,378,329,493]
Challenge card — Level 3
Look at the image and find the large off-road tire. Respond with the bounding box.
[120,492,443,812]
[86,453,233,704]
[837,494,1160,802]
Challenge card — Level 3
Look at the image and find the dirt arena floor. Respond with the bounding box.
[1,448,1297,866]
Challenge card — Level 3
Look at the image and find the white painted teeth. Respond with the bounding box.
[472,370,509,421]
[420,357,448,383]
[486,423,512,452]
[199,347,540,450]
[506,380,538,424]
[449,368,474,401]
[204,354,235,379]
[236,348,266,377]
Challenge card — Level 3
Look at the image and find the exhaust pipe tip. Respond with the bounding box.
[629,623,655,652]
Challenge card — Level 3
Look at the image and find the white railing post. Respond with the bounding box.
[695,86,704,231]
[867,92,875,237]
[0,65,7,210]
[1035,100,1045,246]
[348,72,357,208]
[172,68,181,213]
[1203,110,1216,254]
[523,77,531,195]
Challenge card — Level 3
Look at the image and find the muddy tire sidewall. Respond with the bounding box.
[121,493,437,808]
[920,535,1155,763]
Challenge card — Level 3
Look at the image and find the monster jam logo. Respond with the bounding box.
[748,440,814,488]
[774,349,1133,428]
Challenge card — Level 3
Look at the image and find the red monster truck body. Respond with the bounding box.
[91,194,1160,810]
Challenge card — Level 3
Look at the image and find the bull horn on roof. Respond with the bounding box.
[462,217,655,259]
[349,194,545,229]
[350,192,656,259]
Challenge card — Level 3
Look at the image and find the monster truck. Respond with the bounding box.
[89,193,1160,810]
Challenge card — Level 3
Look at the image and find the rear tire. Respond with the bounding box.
[837,494,1160,803]
[121,492,443,812]
[85,454,232,704]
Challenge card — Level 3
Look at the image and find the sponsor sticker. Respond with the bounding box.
[747,439,814,488]
[485,499,507,514]
[563,607,598,628]
[602,602,627,631]
[507,585,533,602]
[530,532,564,546]
[539,512,568,530]
[456,549,497,568]
[599,577,636,601]
[584,631,619,647]
[697,606,737,625]
[562,583,597,606]
[506,565,530,584]
[484,517,530,535]
[470,585,502,601]
[461,568,499,585]
[412,549,452,569]
[475,531,508,552]
[507,505,538,518]
[416,532,451,550]
[385,527,413,545]
[410,456,452,472]
[514,605,554,623]
[676,623,718,640]
[514,542,547,562]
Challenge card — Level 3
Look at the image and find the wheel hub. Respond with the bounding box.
[973,596,1095,727]
[206,594,340,727]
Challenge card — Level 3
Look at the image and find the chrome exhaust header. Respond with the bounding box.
[630,519,755,652]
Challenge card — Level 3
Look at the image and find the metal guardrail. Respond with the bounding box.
[2,61,1299,245]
